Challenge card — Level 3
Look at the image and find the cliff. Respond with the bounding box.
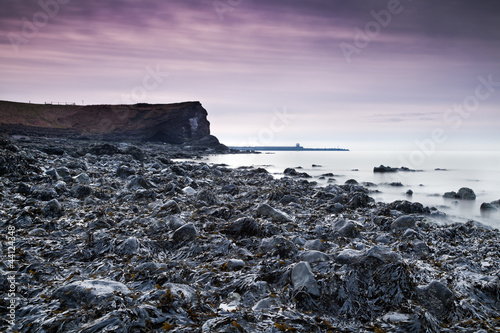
[0,100,216,145]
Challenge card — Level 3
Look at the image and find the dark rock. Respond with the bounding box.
[172,223,198,244]
[123,146,145,160]
[53,280,130,308]
[42,147,65,155]
[116,165,135,179]
[45,168,59,180]
[284,168,311,178]
[35,188,58,201]
[221,184,239,195]
[443,187,476,200]
[256,203,292,222]
[391,215,416,230]
[42,199,63,217]
[280,194,298,205]
[55,167,71,180]
[161,200,181,214]
[16,182,32,195]
[88,143,119,156]
[116,237,140,255]
[326,202,344,214]
[417,281,454,318]
[333,219,360,238]
[70,185,92,199]
[456,187,476,200]
[389,182,403,187]
[74,173,91,184]
[388,200,430,214]
[291,262,320,297]
[260,236,298,259]
[374,165,397,173]
[224,217,262,237]
[406,189,413,195]
[196,189,219,206]
[348,192,373,209]
[345,179,358,185]
[127,176,154,190]
[480,200,500,211]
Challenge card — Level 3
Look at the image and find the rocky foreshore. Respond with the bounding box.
[1,138,499,332]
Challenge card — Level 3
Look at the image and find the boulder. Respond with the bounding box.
[291,262,320,297]
[391,215,416,230]
[256,203,292,222]
[53,280,130,308]
[42,199,63,217]
[224,217,262,237]
[416,281,454,318]
[172,223,198,244]
[74,173,91,185]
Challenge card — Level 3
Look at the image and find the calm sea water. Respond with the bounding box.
[189,151,500,229]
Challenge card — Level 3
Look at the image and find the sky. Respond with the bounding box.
[1,0,499,151]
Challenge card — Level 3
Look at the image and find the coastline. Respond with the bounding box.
[1,138,499,332]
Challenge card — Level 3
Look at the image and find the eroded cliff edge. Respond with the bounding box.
[0,100,222,146]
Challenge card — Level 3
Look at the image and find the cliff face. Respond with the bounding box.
[0,101,211,144]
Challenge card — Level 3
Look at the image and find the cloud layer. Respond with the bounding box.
[1,0,499,149]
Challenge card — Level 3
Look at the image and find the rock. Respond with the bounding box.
[333,219,360,238]
[15,182,31,195]
[54,180,67,193]
[127,176,154,190]
[34,188,58,201]
[374,165,397,173]
[304,239,324,251]
[123,146,145,160]
[116,165,135,179]
[172,223,198,244]
[70,184,92,199]
[53,280,130,308]
[345,179,358,185]
[224,217,262,237]
[457,187,476,200]
[256,203,292,222]
[480,200,500,211]
[391,215,416,230]
[221,184,238,195]
[88,143,120,156]
[389,182,403,187]
[55,167,71,180]
[298,250,331,263]
[116,237,140,255]
[388,200,430,214]
[284,168,311,178]
[42,199,63,217]
[45,168,59,180]
[406,189,413,195]
[161,200,181,214]
[348,192,373,209]
[74,173,91,184]
[443,187,476,200]
[326,202,344,213]
[224,259,245,271]
[291,262,320,297]
[182,186,196,195]
[42,147,65,155]
[196,189,218,206]
[280,194,298,205]
[416,281,454,318]
[260,236,298,259]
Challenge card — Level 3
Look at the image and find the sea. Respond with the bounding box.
[185,150,500,229]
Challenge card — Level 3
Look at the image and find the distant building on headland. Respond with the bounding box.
[229,143,349,152]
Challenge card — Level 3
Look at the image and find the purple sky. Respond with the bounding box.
[1,0,499,150]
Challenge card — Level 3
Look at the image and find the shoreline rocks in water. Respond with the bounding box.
[443,187,476,200]
[1,138,499,332]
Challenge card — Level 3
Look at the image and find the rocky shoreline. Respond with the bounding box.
[1,138,499,332]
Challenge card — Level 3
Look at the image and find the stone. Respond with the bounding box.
[373,165,397,173]
[259,237,298,259]
[333,219,360,238]
[116,165,135,179]
[56,167,71,180]
[70,184,92,199]
[53,280,130,308]
[256,203,292,222]
[457,187,476,200]
[291,262,320,297]
[196,189,218,206]
[304,239,324,251]
[417,281,454,318]
[182,186,196,195]
[391,215,416,230]
[298,250,331,263]
[161,200,181,214]
[74,173,91,184]
[225,259,245,271]
[172,223,198,244]
[127,176,153,190]
[116,237,140,255]
[42,199,63,217]
[45,168,59,180]
[224,217,262,237]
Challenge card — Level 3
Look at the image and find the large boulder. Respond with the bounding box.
[53,280,130,308]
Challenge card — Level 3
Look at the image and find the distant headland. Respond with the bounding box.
[229,143,349,152]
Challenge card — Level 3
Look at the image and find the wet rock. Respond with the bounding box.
[41,147,65,155]
[55,167,71,180]
[373,165,397,173]
[116,237,140,255]
[260,236,298,259]
[444,187,476,200]
[304,239,324,251]
[333,219,360,238]
[416,281,454,318]
[284,167,311,178]
[15,182,31,195]
[116,165,135,179]
[345,179,358,185]
[348,192,373,209]
[298,250,331,263]
[326,202,344,214]
[127,176,154,190]
[291,261,320,297]
[172,223,198,244]
[480,199,500,211]
[53,280,130,308]
[70,184,92,199]
[406,189,413,195]
[256,203,292,222]
[391,215,416,230]
[221,184,238,195]
[88,143,119,156]
[160,200,181,214]
[42,199,63,217]
[45,168,59,180]
[224,217,262,237]
[196,188,218,206]
[280,194,298,205]
[123,146,145,160]
[182,186,196,195]
[224,259,245,271]
[388,200,430,214]
[74,173,91,184]
[34,187,58,201]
